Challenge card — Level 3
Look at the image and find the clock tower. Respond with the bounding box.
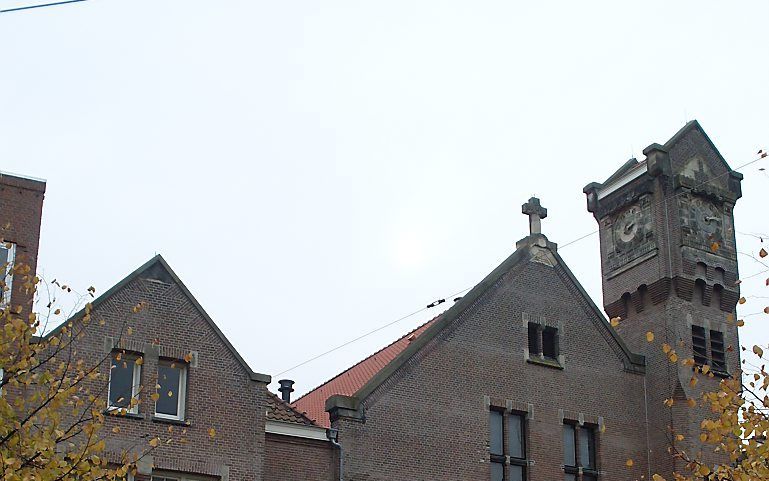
[584,121,742,477]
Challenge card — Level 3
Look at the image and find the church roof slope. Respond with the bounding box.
[291,316,440,428]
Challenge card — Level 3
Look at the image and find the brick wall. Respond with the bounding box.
[0,172,45,314]
[264,434,336,481]
[45,259,269,481]
[333,254,650,481]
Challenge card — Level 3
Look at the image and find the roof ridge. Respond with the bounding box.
[291,313,443,406]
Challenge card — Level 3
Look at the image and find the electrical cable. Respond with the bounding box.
[0,0,86,14]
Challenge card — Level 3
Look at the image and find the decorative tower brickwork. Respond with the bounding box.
[584,121,742,477]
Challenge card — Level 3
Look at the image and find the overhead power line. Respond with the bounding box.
[272,150,768,379]
[1,0,86,14]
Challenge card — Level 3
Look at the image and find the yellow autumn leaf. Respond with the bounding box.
[737,319,745,327]
[646,331,654,342]
[184,352,193,363]
[652,475,665,481]
[150,393,160,401]
[702,365,710,375]
[127,327,133,335]
[698,464,711,476]
[739,297,747,304]
[208,427,216,439]
[687,398,697,408]
[112,427,120,434]
[149,437,159,447]
[669,352,678,363]
[626,459,634,467]
[610,317,621,327]
[689,376,698,388]
[675,434,684,441]
[662,343,671,354]
[664,398,674,407]
[135,357,144,366]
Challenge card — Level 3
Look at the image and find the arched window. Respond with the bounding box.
[694,279,706,305]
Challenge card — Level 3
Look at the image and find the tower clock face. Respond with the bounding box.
[614,205,643,248]
[612,203,650,253]
[679,195,732,255]
[604,197,656,273]
[602,196,657,272]
[693,201,722,239]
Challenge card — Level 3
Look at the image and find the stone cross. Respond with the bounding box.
[522,197,547,235]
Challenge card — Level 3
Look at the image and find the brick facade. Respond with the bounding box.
[264,434,336,481]
[327,237,651,481]
[33,256,274,481]
[0,171,45,314]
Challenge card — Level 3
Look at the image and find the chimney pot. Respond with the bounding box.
[278,379,295,403]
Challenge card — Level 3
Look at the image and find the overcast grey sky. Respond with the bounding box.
[2,0,768,397]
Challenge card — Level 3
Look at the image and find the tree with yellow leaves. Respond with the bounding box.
[636,243,769,481]
[0,253,154,481]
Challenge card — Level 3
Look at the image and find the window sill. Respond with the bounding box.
[527,356,563,370]
[104,409,144,420]
[691,366,730,379]
[151,415,190,426]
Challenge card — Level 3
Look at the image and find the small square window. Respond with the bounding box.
[155,360,187,420]
[108,353,141,413]
[542,327,559,360]
[528,322,540,355]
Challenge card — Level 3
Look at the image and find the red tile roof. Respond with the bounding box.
[266,392,318,426]
[291,316,440,428]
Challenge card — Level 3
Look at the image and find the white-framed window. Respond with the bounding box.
[107,352,142,414]
[155,360,187,421]
[0,242,16,308]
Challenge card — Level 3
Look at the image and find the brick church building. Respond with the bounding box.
[1,120,742,481]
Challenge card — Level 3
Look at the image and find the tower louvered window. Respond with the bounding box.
[710,330,726,371]
[692,326,707,366]
[691,325,727,373]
